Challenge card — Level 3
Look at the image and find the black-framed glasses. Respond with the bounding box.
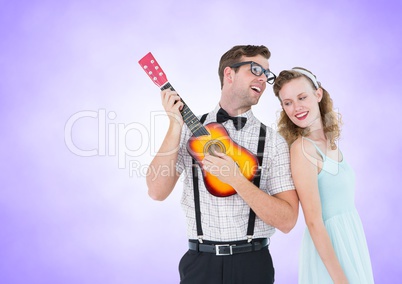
[230,61,276,85]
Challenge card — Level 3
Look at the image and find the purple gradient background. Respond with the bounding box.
[1,0,401,283]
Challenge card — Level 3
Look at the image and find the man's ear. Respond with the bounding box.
[224,66,233,83]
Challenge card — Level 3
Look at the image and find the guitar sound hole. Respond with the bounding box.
[204,140,226,156]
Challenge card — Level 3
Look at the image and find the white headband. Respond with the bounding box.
[292,68,319,89]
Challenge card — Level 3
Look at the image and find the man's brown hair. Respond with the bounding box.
[218,45,271,89]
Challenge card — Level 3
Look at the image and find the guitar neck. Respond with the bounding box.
[161,82,209,137]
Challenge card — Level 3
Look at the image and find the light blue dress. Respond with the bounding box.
[299,140,374,284]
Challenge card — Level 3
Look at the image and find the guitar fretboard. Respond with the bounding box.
[161,83,209,137]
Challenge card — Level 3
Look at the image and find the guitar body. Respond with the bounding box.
[187,122,259,197]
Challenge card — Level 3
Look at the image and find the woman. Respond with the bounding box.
[273,68,374,284]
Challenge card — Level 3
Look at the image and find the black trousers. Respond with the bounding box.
[178,246,275,284]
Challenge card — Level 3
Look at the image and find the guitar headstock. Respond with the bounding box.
[138,52,168,88]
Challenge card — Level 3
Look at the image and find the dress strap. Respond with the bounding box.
[302,137,342,175]
[302,137,326,159]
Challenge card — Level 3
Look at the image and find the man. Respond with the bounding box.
[146,45,298,284]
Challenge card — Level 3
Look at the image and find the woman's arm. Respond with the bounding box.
[291,138,348,284]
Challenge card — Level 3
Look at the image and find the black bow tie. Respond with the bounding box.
[216,108,247,130]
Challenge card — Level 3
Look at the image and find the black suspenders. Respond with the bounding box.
[246,123,266,242]
[191,113,208,243]
[192,114,267,243]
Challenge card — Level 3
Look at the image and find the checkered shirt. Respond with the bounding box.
[176,105,295,242]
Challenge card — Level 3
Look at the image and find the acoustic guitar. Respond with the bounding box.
[138,52,259,197]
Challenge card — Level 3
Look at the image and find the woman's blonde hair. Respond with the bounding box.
[273,67,342,149]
